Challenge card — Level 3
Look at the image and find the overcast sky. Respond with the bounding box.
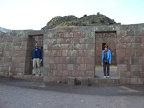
[0,0,144,30]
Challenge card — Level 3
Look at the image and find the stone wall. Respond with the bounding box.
[0,24,144,85]
[117,24,144,84]
[0,30,28,76]
[43,27,95,82]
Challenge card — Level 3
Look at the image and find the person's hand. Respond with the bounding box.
[40,59,42,62]
[101,63,103,65]
[109,62,111,64]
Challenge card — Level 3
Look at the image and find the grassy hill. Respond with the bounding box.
[41,13,118,30]
[0,26,11,33]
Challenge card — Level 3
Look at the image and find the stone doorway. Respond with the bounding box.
[25,34,43,75]
[95,31,119,78]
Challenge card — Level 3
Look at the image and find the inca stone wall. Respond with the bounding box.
[43,27,95,82]
[117,24,144,84]
[0,31,28,76]
[0,24,144,85]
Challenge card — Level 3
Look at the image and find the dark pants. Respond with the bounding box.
[103,62,110,76]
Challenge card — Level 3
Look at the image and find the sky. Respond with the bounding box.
[0,0,144,30]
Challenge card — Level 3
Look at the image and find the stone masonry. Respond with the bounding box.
[0,24,144,85]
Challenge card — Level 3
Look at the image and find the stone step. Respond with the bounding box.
[89,78,120,86]
[13,75,43,82]
[67,77,120,86]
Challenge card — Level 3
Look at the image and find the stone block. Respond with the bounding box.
[131,65,142,72]
[62,50,68,56]
[119,78,124,84]
[57,64,63,71]
[117,64,127,72]
[61,44,69,50]
[67,64,74,70]
[64,32,73,38]
[0,72,4,76]
[73,44,81,50]
[79,64,86,71]
[77,50,85,56]
[78,71,86,77]
[86,38,95,44]
[135,49,143,56]
[66,39,71,44]
[76,57,85,64]
[132,71,140,77]
[120,72,126,77]
[139,72,144,78]
[68,50,77,56]
[63,70,69,76]
[71,70,79,77]
[86,71,95,77]
[131,57,139,65]
[47,69,53,76]
[107,79,120,85]
[54,57,60,64]
[49,57,55,64]
[125,72,131,77]
[138,78,144,84]
[67,77,76,85]
[131,78,138,84]
[139,57,144,65]
[53,44,61,50]
[62,64,67,70]
[13,51,26,57]
[85,57,94,64]
[50,64,56,70]
[17,73,23,76]
[80,38,86,44]
[59,57,66,64]
[56,50,62,56]
[85,50,94,57]
[73,38,80,44]
[86,44,95,50]
[80,44,86,50]
[78,77,89,86]
[73,31,81,38]
[65,57,70,63]
[53,70,62,76]
[116,49,125,57]
[86,64,94,71]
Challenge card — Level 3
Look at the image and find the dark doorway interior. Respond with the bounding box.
[102,43,106,50]
[25,35,43,75]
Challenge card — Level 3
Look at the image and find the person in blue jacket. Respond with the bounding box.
[32,43,42,76]
[101,45,112,78]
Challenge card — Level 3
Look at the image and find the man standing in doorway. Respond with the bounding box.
[101,45,112,78]
[32,43,42,76]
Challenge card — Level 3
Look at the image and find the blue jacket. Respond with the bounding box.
[101,49,112,63]
[32,48,42,59]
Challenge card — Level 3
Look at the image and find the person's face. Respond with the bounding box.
[35,44,38,48]
[104,47,108,50]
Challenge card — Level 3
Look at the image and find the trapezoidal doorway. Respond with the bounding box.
[25,34,43,75]
[95,31,119,79]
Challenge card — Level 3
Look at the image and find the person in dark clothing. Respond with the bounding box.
[101,45,112,78]
[32,43,42,76]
